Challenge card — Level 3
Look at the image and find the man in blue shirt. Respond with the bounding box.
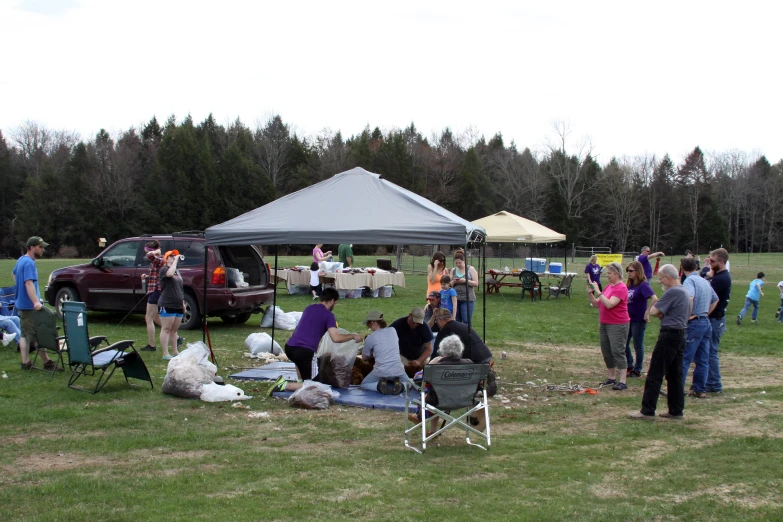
[680,257,718,398]
[13,236,58,371]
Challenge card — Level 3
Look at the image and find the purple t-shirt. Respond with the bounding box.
[585,263,601,283]
[627,281,655,322]
[638,254,653,280]
[287,303,337,352]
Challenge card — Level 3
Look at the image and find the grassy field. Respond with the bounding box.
[0,254,781,521]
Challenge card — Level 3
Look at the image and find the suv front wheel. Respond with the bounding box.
[181,293,202,330]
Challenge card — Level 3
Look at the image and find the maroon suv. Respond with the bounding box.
[44,233,275,329]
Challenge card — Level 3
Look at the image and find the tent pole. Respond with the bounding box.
[482,242,486,342]
[202,242,208,343]
[564,238,567,274]
[271,245,278,347]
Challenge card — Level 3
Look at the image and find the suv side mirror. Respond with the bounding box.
[92,257,103,268]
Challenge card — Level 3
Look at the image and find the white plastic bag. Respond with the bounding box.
[245,332,282,355]
[200,382,252,402]
[288,380,340,409]
[161,342,217,398]
[259,306,299,330]
[260,306,284,328]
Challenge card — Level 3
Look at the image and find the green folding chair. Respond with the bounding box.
[62,301,153,393]
[29,307,67,377]
[404,363,491,453]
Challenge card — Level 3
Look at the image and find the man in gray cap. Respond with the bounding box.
[391,307,433,367]
[13,236,60,371]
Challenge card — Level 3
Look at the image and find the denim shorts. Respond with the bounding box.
[158,306,184,318]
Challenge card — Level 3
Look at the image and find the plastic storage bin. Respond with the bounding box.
[288,284,309,295]
[549,262,563,274]
[378,285,393,298]
[338,288,364,299]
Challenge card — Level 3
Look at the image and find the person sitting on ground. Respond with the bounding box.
[439,274,457,316]
[309,262,325,301]
[391,307,433,368]
[423,291,441,333]
[359,310,407,391]
[0,314,21,347]
[268,288,363,395]
[431,308,492,363]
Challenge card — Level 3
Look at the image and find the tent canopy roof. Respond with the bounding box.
[205,167,485,246]
[472,211,565,243]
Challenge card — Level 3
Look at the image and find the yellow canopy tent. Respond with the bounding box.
[472,211,567,273]
[472,211,565,243]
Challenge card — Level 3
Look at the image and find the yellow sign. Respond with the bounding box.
[596,254,623,266]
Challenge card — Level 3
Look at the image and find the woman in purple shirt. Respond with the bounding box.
[624,260,658,377]
[585,255,602,292]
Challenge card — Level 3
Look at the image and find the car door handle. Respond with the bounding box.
[122,274,130,278]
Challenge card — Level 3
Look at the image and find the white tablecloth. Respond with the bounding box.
[273,269,405,291]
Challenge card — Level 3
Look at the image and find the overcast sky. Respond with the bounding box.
[1,0,780,164]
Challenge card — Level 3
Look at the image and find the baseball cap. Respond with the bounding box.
[433,308,452,320]
[410,307,425,324]
[363,310,384,325]
[26,236,48,248]
[163,249,180,260]
[427,291,440,299]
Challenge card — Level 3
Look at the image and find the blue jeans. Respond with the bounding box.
[624,321,647,373]
[738,297,759,321]
[0,315,21,339]
[707,317,725,392]
[360,370,409,391]
[682,317,712,393]
[456,300,474,325]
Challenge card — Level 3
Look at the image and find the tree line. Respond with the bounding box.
[0,115,780,258]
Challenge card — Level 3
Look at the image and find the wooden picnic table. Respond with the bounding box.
[484,270,575,295]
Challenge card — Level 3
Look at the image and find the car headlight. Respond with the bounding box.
[48,271,56,286]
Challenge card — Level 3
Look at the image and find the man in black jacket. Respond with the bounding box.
[431,308,492,363]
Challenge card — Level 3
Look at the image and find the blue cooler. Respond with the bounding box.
[549,262,562,274]
[526,258,546,272]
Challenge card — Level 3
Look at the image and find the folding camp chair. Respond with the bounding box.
[547,274,575,299]
[62,301,153,393]
[404,363,491,453]
[0,285,16,316]
[29,307,67,377]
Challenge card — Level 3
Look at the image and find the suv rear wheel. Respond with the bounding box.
[55,287,80,318]
[181,293,202,330]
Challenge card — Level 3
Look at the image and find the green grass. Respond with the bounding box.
[0,255,782,521]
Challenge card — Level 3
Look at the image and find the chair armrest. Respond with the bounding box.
[92,340,135,356]
[89,336,109,350]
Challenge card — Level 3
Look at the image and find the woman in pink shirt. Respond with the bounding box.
[312,244,331,264]
[588,261,630,390]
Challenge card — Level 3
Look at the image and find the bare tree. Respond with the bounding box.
[544,120,601,223]
[9,121,79,178]
[423,129,462,205]
[601,159,642,252]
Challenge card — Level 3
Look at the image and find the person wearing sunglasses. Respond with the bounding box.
[624,260,658,378]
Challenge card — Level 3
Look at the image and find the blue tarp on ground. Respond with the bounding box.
[229,362,408,412]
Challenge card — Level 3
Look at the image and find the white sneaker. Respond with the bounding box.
[2,332,17,346]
